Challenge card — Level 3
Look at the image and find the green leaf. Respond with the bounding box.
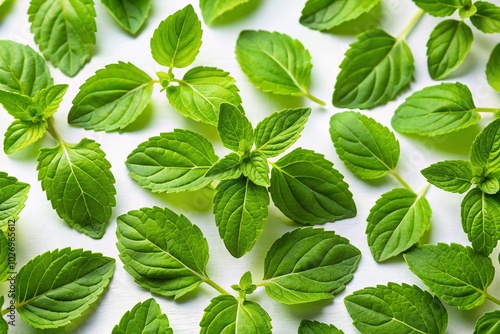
[33,84,68,119]
[200,295,272,334]
[300,0,381,31]
[200,0,250,24]
[254,107,311,158]
[112,298,173,334]
[470,1,500,34]
[332,28,414,109]
[487,43,500,92]
[474,310,500,334]
[126,129,218,193]
[205,153,242,181]
[0,40,53,96]
[0,172,30,230]
[37,139,116,239]
[345,283,448,334]
[116,207,210,298]
[477,177,500,194]
[4,119,48,154]
[217,103,254,153]
[166,66,242,126]
[213,177,269,258]
[391,82,481,136]
[470,118,500,176]
[270,148,356,225]
[404,243,495,310]
[298,320,344,334]
[16,248,115,329]
[262,227,360,304]
[367,188,432,262]
[68,62,154,132]
[101,0,152,34]
[28,0,97,76]
[150,4,202,69]
[427,20,473,80]
[0,232,11,283]
[241,151,270,187]
[411,0,463,17]
[329,111,399,180]
[421,160,473,193]
[0,296,7,333]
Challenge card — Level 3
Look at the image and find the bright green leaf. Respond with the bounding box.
[101,0,151,34]
[298,320,344,334]
[199,0,251,24]
[487,43,500,92]
[112,298,172,334]
[421,160,473,193]
[474,310,500,334]
[411,0,463,17]
[241,151,270,187]
[0,172,30,230]
[477,177,500,194]
[459,4,477,19]
[217,103,254,153]
[0,232,11,283]
[0,296,7,333]
[4,119,48,154]
[0,90,42,122]
[33,84,68,119]
[205,153,242,181]
[470,1,500,34]
[470,118,500,176]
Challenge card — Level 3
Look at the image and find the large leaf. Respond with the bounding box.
[0,172,30,230]
[474,311,500,334]
[28,0,97,76]
[217,103,254,154]
[421,160,473,193]
[470,118,500,176]
[37,139,116,239]
[15,248,115,329]
[116,206,210,299]
[332,28,414,109]
[412,0,463,17]
[487,43,500,93]
[4,119,48,154]
[470,1,500,34]
[262,228,361,304]
[101,0,152,34]
[199,0,251,24]
[112,298,172,334]
[298,320,344,334]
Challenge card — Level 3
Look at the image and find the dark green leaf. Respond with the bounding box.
[0,232,11,283]
[487,43,500,92]
[474,310,500,334]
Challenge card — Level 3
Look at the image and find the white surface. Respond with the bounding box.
[1,0,500,333]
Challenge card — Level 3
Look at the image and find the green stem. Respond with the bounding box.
[46,117,64,145]
[390,169,413,191]
[203,277,231,295]
[485,292,500,306]
[417,183,430,197]
[303,91,326,106]
[1,308,8,316]
[397,9,425,41]
[474,108,500,113]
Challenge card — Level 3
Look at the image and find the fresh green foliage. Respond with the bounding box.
[487,43,500,92]
[15,248,115,329]
[0,172,30,230]
[412,0,467,17]
[112,298,172,334]
[0,296,8,333]
[241,151,270,186]
[470,117,500,176]
[217,103,254,153]
[345,282,448,334]
[0,232,10,283]
[199,0,251,24]
[298,320,344,334]
[474,310,500,334]
[421,160,473,193]
[261,228,361,304]
[404,243,495,310]
[470,1,500,33]
[101,0,152,34]
[205,152,242,181]
[28,0,97,76]
[231,271,257,298]
[4,120,45,154]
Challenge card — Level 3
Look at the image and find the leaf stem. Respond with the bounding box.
[417,183,430,197]
[303,91,326,106]
[473,108,500,113]
[46,117,64,145]
[203,277,231,295]
[485,292,500,306]
[397,9,425,41]
[390,169,413,191]
[1,308,8,316]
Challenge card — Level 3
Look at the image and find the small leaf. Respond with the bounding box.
[345,283,448,334]
[4,119,48,154]
[0,90,41,122]
[404,243,495,310]
[412,0,462,17]
[474,310,500,334]
[217,103,254,153]
[477,177,500,194]
[298,320,344,334]
[421,160,473,193]
[329,111,400,180]
[391,82,481,136]
[116,206,210,298]
[270,148,356,225]
[0,232,11,283]
[470,1,500,34]
[487,43,500,92]
[112,298,173,334]
[470,118,500,176]
[101,0,152,34]
[332,28,414,109]
[0,172,30,229]
[241,151,270,187]
[262,227,361,304]
[16,248,115,329]
[151,4,202,68]
[205,153,242,181]
[200,0,251,24]
[33,84,68,119]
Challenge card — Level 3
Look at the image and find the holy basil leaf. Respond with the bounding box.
[0,40,53,96]
[112,298,172,334]
[28,0,97,76]
[367,188,432,262]
[254,107,311,158]
[332,28,414,109]
[16,248,115,329]
[470,118,500,176]
[300,0,381,31]
[68,62,154,132]
[345,283,448,334]
[200,295,272,334]
[126,129,218,193]
[329,111,400,180]
[0,172,30,230]
[151,4,202,69]
[241,151,270,187]
[391,82,481,136]
[199,0,250,24]
[213,177,269,258]
[269,148,356,225]
[474,310,500,334]
[298,320,344,334]
[404,243,495,310]
[116,207,210,298]
[37,138,116,239]
[217,103,254,153]
[470,1,500,34]
[262,227,361,304]
[205,153,242,181]
[4,119,48,154]
[166,66,242,126]
[427,20,473,80]
[0,232,10,283]
[411,0,462,17]
[421,160,473,193]
[487,43,500,92]
[101,0,152,34]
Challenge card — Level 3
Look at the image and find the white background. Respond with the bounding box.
[1,0,500,333]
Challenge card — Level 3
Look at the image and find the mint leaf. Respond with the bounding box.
[262,228,361,304]
[101,0,151,34]
[217,103,254,153]
[329,111,399,180]
[391,82,481,136]
[298,320,344,334]
[241,151,270,187]
[300,0,381,31]
[37,139,116,239]
[0,232,10,283]
[421,160,473,193]
[474,310,500,334]
[427,20,473,80]
[0,296,7,333]
[0,40,53,96]
[16,248,115,329]
[213,177,269,258]
[28,0,97,76]
[345,283,448,334]
[332,29,414,109]
[367,188,432,262]
[166,66,242,126]
[69,62,154,132]
[205,153,242,181]
[4,119,48,154]
[470,118,500,176]
[254,107,311,158]
[270,148,356,225]
[112,298,172,334]
[151,4,202,69]
[470,1,500,34]
[487,43,500,92]
[200,0,250,24]
[32,84,68,119]
[412,0,462,17]
[126,129,218,193]
[200,295,272,334]
[404,243,495,310]
[0,172,30,230]
[116,207,210,299]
